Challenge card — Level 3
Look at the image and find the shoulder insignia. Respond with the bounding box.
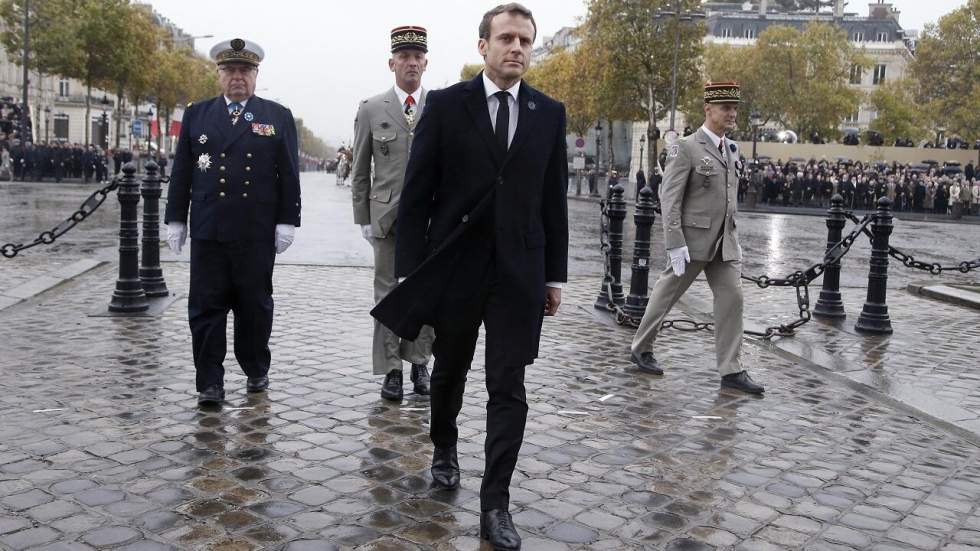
[186,102,193,108]
[667,145,679,158]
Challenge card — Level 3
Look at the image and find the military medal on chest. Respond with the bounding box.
[197,153,212,172]
[198,134,208,144]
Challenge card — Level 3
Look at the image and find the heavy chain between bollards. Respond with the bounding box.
[842,212,980,275]
[598,200,875,340]
[1,178,120,259]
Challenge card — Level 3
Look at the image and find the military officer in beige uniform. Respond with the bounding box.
[629,81,764,395]
[352,26,435,401]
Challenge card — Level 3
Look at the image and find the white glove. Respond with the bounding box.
[360,225,374,241]
[667,246,690,277]
[166,222,187,254]
[275,224,295,254]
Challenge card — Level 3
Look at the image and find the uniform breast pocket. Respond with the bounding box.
[373,131,397,157]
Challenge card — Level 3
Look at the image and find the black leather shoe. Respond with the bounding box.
[630,350,664,375]
[197,385,225,406]
[480,509,521,550]
[411,364,430,395]
[721,371,765,394]
[381,370,403,401]
[430,446,459,489]
[246,376,269,393]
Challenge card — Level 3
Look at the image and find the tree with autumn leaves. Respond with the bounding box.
[0,0,218,147]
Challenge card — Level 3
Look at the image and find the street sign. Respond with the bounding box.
[575,137,585,149]
[573,156,585,170]
[131,120,143,137]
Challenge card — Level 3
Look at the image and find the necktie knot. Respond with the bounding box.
[494,91,510,104]
[404,95,415,106]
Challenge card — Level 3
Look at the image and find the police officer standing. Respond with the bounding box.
[165,38,301,406]
[629,81,764,395]
[352,26,434,401]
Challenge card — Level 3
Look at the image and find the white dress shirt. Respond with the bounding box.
[393,86,422,109]
[482,73,561,290]
[224,96,249,110]
[483,72,519,148]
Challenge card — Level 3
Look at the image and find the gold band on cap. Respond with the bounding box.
[704,81,741,104]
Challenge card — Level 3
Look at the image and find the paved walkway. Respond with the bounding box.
[2,263,980,550]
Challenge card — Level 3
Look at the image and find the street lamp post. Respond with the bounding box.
[595,120,604,197]
[145,107,153,156]
[43,105,50,143]
[655,1,706,135]
[639,133,646,174]
[747,111,763,209]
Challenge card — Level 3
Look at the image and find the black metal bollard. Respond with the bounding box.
[595,183,627,309]
[108,163,149,313]
[624,186,656,318]
[813,194,847,319]
[139,161,169,297]
[855,196,894,334]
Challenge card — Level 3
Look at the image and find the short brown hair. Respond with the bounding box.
[479,3,537,41]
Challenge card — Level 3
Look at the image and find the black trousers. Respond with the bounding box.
[188,238,275,392]
[429,245,529,511]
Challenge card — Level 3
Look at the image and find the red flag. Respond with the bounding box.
[169,120,181,137]
[150,119,159,138]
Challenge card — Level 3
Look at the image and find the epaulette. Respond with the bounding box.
[186,102,193,108]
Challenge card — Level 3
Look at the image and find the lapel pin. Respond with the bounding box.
[527,100,536,111]
[198,134,208,144]
[243,112,254,122]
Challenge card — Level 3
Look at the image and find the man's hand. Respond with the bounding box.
[360,225,374,241]
[275,224,295,254]
[166,222,187,254]
[544,287,562,316]
[667,246,690,277]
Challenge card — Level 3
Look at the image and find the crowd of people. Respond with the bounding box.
[0,135,166,184]
[745,158,980,215]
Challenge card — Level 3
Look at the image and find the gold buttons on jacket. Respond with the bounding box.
[246,153,253,159]
[219,191,226,197]
[220,153,226,159]
[219,178,226,184]
[245,166,251,172]
[462,215,470,223]
[244,180,250,186]
[219,165,226,171]
[242,193,248,198]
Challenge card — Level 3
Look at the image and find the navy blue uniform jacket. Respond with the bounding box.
[165,95,301,241]
[371,73,569,366]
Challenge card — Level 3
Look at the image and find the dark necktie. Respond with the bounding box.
[493,91,510,153]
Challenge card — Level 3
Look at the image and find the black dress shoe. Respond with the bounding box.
[381,370,403,401]
[246,376,269,393]
[630,350,664,375]
[430,446,459,489]
[197,385,225,406]
[721,371,765,394]
[480,509,521,550]
[411,364,430,395]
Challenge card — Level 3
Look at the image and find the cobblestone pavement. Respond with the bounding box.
[2,263,980,550]
[681,279,980,438]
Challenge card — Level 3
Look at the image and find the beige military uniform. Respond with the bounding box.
[352,87,434,375]
[631,126,743,376]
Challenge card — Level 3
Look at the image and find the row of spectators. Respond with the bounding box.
[745,158,980,215]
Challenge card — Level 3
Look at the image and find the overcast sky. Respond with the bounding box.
[145,0,966,148]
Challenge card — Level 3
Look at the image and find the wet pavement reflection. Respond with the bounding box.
[0,175,979,548]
